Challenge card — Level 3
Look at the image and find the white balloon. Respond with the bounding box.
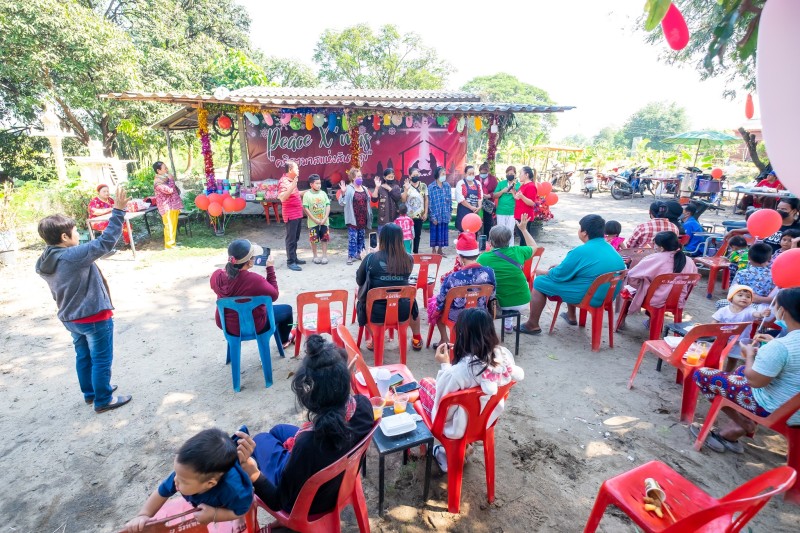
[758,0,800,196]
[244,112,259,125]
[213,86,230,100]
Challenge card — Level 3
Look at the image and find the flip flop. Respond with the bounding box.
[710,430,745,454]
[515,324,542,335]
[689,424,725,453]
[560,312,578,326]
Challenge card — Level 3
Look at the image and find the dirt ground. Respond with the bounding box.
[1,187,798,533]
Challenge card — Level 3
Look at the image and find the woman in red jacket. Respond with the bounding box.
[210,239,294,347]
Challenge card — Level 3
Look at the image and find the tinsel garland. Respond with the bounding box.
[197,107,216,193]
[349,124,360,168]
[487,120,498,176]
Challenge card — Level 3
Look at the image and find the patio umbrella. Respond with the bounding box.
[661,130,741,166]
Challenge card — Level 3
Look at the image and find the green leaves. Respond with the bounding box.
[644,0,673,31]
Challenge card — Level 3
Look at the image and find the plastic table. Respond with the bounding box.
[87,206,158,260]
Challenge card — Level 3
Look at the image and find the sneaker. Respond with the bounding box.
[288,263,302,271]
[347,257,354,265]
[433,445,448,473]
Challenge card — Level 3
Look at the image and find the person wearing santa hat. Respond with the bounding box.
[427,231,496,345]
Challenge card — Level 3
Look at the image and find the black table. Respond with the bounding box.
[371,403,433,516]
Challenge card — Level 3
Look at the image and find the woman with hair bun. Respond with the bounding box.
[621,201,680,249]
[234,335,374,514]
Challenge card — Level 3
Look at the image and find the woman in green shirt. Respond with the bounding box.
[493,166,520,239]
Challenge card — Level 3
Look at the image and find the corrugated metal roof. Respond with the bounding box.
[229,86,481,101]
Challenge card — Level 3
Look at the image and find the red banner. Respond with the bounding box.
[246,116,467,186]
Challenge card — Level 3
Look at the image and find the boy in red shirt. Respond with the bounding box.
[394,203,415,253]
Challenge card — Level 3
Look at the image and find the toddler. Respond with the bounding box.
[302,174,331,264]
[394,203,415,253]
[604,220,624,251]
[124,428,253,531]
[712,285,769,370]
[731,243,775,302]
[726,235,749,278]
[772,228,800,261]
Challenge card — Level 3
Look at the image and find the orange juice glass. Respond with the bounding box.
[393,393,409,414]
[685,347,701,365]
[370,397,385,420]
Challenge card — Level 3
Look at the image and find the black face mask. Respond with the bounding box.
[506,175,515,181]
[777,210,791,220]
[385,177,394,182]
[411,176,420,183]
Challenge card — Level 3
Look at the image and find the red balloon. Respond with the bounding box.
[373,115,380,131]
[208,193,222,204]
[462,213,482,233]
[661,3,689,51]
[772,248,800,288]
[711,168,724,179]
[745,93,755,120]
[222,196,237,212]
[545,192,559,206]
[194,194,210,210]
[447,116,457,134]
[216,114,232,130]
[747,208,783,238]
[222,191,232,199]
[234,197,247,211]
[537,181,553,197]
[208,202,223,217]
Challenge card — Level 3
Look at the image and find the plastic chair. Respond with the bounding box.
[356,286,417,366]
[547,270,627,352]
[695,235,755,298]
[411,253,443,305]
[694,391,800,503]
[522,246,545,291]
[413,382,517,513]
[678,234,690,246]
[584,460,797,532]
[615,273,701,340]
[216,296,285,392]
[120,497,259,533]
[627,322,749,423]
[256,424,379,533]
[620,247,657,269]
[338,324,418,403]
[425,284,495,348]
[262,201,281,225]
[294,290,349,356]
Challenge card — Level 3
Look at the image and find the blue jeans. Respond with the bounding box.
[63,318,114,407]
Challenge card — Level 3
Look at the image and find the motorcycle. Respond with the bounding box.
[610,166,652,200]
[578,168,598,198]
[549,166,573,192]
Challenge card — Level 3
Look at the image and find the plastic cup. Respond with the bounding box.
[696,341,710,358]
[375,368,391,398]
[370,397,386,421]
[393,393,409,414]
[644,478,667,503]
[739,337,753,349]
[685,346,701,366]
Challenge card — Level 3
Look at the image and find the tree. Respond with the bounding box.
[261,56,319,87]
[619,101,689,151]
[642,0,762,96]
[461,73,556,164]
[204,50,268,91]
[592,127,625,148]
[313,24,450,89]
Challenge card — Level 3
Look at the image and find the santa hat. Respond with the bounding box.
[456,232,480,257]
[727,284,754,302]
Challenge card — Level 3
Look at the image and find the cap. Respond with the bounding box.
[227,239,264,265]
[727,284,754,302]
[456,232,480,257]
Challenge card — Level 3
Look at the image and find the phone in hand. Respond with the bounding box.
[369,232,378,249]
[231,425,249,443]
[393,381,420,394]
[478,234,487,252]
[253,247,271,266]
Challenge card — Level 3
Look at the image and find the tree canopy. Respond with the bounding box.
[619,101,689,151]
[313,24,450,89]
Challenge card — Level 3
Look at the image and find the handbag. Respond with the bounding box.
[491,249,523,270]
[482,197,495,214]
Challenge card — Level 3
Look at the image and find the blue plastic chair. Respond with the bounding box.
[216,296,285,392]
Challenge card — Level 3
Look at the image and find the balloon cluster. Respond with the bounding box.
[194,192,246,218]
[197,107,216,193]
[536,181,559,206]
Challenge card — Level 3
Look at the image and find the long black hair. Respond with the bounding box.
[776,288,800,324]
[649,201,668,219]
[664,201,685,234]
[653,231,686,273]
[292,335,352,450]
[378,223,412,275]
[452,308,501,376]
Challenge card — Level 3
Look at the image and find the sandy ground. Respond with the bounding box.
[1,187,798,533]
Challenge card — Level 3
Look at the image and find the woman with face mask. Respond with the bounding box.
[428,166,452,256]
[492,166,520,234]
[724,198,800,253]
[338,168,373,265]
[691,287,800,454]
[454,165,484,233]
[403,168,429,253]
[478,162,496,238]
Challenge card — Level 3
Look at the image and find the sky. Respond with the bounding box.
[238,0,748,141]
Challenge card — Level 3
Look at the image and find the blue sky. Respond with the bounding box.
[238,0,748,140]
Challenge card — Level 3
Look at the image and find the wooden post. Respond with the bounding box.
[164,129,177,177]
[238,114,251,186]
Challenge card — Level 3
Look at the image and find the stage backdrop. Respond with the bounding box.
[246,115,467,187]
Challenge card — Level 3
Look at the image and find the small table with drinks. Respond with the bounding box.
[370,399,433,516]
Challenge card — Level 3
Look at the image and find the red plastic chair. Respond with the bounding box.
[356,286,417,366]
[628,322,749,423]
[522,246,545,291]
[695,235,755,298]
[615,273,701,340]
[411,253,443,305]
[413,382,517,513]
[678,234,690,246]
[425,284,494,348]
[547,270,627,351]
[584,460,797,532]
[694,391,800,503]
[294,290,349,356]
[262,201,281,225]
[120,497,258,533]
[256,424,379,533]
[338,324,418,403]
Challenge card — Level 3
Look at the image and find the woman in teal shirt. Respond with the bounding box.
[518,214,626,334]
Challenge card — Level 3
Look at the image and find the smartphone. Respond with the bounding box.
[388,373,403,388]
[393,381,419,394]
[253,247,271,266]
[369,232,378,249]
[478,234,487,252]
[231,425,249,443]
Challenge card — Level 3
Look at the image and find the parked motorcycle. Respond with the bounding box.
[549,167,573,192]
[578,168,598,198]
[610,166,652,200]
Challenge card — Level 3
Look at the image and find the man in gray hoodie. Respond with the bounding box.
[36,187,132,413]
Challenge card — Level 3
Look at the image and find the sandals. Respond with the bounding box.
[433,445,448,473]
[516,324,542,335]
[347,258,354,265]
[412,337,422,351]
[365,339,374,351]
[321,257,328,264]
[688,424,744,453]
[282,332,296,349]
[313,257,322,264]
[560,312,578,326]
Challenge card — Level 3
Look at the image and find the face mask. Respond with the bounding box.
[438,175,446,182]
[385,177,394,182]
[479,173,488,178]
[466,175,474,182]
[354,178,363,186]
[776,319,788,330]
[411,176,420,183]
[506,175,515,181]
[777,210,790,220]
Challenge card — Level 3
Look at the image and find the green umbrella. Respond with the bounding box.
[661,130,741,166]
